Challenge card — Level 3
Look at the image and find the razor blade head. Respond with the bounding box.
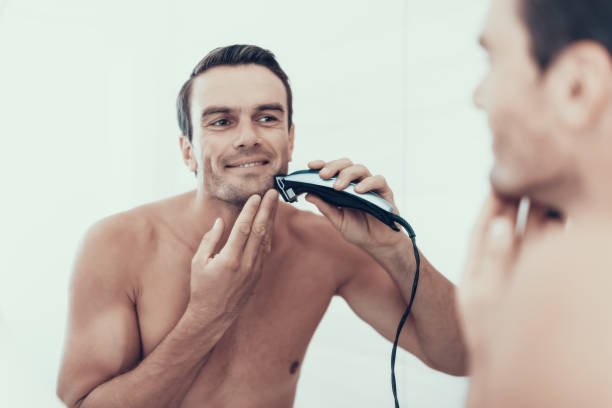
[274,175,297,203]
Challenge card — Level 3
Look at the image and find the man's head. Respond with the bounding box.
[474,0,612,204]
[177,45,295,205]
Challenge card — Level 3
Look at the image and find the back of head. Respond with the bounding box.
[521,0,612,71]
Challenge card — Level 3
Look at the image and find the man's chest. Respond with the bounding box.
[134,240,338,375]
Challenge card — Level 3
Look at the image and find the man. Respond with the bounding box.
[459,0,612,406]
[56,45,466,408]
[310,0,612,406]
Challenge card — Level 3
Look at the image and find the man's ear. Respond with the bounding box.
[546,41,612,133]
[179,135,198,173]
[288,124,295,162]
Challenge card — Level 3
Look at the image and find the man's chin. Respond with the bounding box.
[214,177,276,206]
[489,166,528,200]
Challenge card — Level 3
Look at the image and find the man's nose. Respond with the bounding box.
[233,122,260,149]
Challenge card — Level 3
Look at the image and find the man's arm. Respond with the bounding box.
[335,236,466,375]
[57,191,279,408]
[305,158,467,375]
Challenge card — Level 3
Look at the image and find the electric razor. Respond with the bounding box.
[274,169,414,237]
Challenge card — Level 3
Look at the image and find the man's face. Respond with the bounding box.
[474,0,571,200]
[188,64,294,205]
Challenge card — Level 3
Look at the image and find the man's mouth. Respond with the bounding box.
[225,159,270,169]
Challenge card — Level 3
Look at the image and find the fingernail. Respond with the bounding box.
[488,218,512,241]
[214,218,221,228]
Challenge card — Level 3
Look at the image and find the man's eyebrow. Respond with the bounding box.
[201,106,234,119]
[255,103,285,113]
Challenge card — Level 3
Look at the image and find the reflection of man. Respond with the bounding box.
[56,45,466,408]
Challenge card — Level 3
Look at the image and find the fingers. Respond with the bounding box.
[264,190,279,252]
[317,158,354,179]
[308,158,398,214]
[241,190,279,268]
[466,191,520,278]
[484,217,515,259]
[470,216,516,284]
[332,164,372,190]
[193,218,225,264]
[305,193,344,230]
[223,194,262,257]
[471,191,518,248]
[308,160,326,170]
[354,175,395,206]
[471,192,503,243]
[309,158,374,191]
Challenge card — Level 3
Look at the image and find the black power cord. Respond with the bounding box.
[389,214,420,408]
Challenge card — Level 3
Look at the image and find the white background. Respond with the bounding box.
[0,0,492,406]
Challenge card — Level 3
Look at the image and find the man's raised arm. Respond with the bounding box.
[305,159,467,375]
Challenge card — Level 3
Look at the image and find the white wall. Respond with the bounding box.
[0,0,491,406]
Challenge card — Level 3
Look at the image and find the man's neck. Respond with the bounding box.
[543,162,612,225]
[183,187,285,255]
[562,126,612,221]
[562,188,612,225]
[182,189,250,252]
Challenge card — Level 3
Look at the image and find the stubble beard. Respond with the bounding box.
[204,160,289,206]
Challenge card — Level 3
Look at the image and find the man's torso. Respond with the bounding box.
[123,192,353,407]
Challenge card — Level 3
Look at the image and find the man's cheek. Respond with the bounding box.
[487,100,505,139]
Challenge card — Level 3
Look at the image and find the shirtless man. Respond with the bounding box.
[457,0,612,406]
[56,45,466,408]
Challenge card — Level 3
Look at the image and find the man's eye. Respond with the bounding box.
[212,119,230,126]
[258,115,277,123]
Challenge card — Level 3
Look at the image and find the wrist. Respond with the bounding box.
[367,235,417,275]
[183,303,234,334]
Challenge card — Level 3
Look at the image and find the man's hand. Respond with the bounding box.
[457,192,556,382]
[187,189,279,320]
[457,192,522,354]
[458,192,556,346]
[305,158,406,253]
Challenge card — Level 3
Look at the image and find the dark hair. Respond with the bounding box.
[176,44,293,142]
[520,0,612,71]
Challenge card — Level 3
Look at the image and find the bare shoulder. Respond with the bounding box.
[82,204,158,261]
[72,213,149,300]
[488,220,612,405]
[518,219,612,283]
[503,217,612,345]
[282,204,338,243]
[283,204,347,252]
[74,192,193,292]
[280,204,380,286]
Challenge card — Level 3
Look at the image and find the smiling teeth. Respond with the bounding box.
[238,161,265,168]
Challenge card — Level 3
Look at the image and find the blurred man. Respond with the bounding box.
[459,0,612,406]
[56,45,466,408]
[310,0,612,407]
